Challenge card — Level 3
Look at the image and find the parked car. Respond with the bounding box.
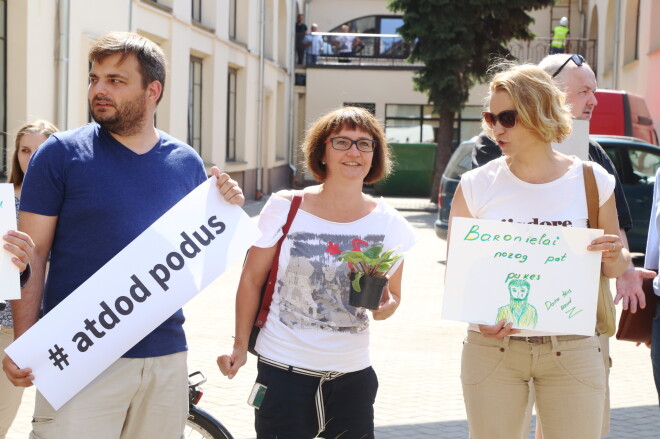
[434,135,660,254]
[590,90,658,145]
[434,138,474,240]
[595,135,660,253]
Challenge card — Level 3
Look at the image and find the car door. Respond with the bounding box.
[613,143,660,253]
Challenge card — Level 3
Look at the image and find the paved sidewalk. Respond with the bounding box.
[7,198,659,438]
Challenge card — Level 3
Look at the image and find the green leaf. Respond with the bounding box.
[352,272,363,292]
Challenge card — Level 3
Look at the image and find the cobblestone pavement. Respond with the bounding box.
[6,197,660,438]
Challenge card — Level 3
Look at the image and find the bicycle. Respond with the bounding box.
[185,371,234,439]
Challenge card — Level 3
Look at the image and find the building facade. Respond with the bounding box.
[1,0,657,197]
[1,0,296,200]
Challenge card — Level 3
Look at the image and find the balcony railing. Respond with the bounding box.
[302,34,597,71]
[303,32,423,68]
[507,38,597,70]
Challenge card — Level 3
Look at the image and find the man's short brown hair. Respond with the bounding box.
[89,32,167,103]
[302,107,392,184]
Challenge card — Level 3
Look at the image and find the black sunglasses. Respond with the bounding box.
[483,110,518,129]
[551,54,585,78]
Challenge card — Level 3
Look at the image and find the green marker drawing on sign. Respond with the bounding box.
[496,279,538,328]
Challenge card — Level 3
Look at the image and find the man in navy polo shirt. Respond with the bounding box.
[2,32,244,438]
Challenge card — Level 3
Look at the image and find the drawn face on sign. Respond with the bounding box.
[509,284,530,300]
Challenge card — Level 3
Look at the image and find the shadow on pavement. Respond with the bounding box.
[373,405,660,438]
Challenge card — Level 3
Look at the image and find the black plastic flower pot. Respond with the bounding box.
[349,273,388,310]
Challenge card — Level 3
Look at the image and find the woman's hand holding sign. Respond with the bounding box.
[478,320,521,339]
[3,229,34,274]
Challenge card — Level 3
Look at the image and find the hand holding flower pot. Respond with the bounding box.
[338,245,402,310]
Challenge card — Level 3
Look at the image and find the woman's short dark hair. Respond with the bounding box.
[89,32,167,103]
[302,107,392,184]
[8,120,58,186]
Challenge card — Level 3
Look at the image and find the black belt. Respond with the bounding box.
[510,334,591,344]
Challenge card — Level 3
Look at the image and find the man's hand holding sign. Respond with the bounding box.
[3,172,256,409]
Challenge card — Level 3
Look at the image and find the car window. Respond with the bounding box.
[626,147,660,185]
[444,142,474,179]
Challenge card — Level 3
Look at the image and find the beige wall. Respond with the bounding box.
[588,0,660,135]
[7,0,59,135]
[305,68,428,124]
[4,0,295,198]
[306,0,392,32]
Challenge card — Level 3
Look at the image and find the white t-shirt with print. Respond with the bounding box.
[253,194,416,372]
[459,156,615,336]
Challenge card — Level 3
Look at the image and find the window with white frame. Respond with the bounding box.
[385,104,440,144]
[229,0,237,40]
[188,56,203,154]
[226,68,237,161]
[192,0,202,23]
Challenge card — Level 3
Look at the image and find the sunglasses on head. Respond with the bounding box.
[551,54,585,78]
[483,110,518,129]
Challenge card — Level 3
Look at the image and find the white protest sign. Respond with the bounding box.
[0,183,20,300]
[443,217,603,336]
[5,177,261,409]
[552,119,590,160]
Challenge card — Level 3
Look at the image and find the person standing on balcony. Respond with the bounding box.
[304,24,324,65]
[295,14,308,65]
[550,17,570,54]
[334,24,362,57]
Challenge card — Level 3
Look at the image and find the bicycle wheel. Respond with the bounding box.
[185,405,234,439]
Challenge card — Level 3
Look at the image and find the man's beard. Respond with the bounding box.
[89,93,147,137]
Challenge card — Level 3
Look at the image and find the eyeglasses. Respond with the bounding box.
[551,54,585,78]
[482,110,518,129]
[325,137,377,152]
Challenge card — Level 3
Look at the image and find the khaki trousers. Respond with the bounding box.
[527,333,611,438]
[30,351,188,439]
[461,331,605,439]
[0,327,24,439]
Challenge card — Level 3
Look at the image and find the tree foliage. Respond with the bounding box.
[388,0,555,202]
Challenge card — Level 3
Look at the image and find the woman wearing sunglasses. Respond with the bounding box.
[448,63,630,439]
[217,107,415,439]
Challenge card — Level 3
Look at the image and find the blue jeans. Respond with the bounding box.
[652,300,660,406]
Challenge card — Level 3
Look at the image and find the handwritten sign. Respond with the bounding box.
[5,178,261,409]
[0,183,20,300]
[442,217,603,336]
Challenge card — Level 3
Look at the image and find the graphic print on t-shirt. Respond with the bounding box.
[278,232,385,334]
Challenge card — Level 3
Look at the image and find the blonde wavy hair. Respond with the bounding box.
[483,62,572,144]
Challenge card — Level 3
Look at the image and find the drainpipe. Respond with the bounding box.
[57,0,70,130]
[128,0,132,30]
[612,0,621,89]
[286,0,296,183]
[255,0,265,199]
[578,0,585,39]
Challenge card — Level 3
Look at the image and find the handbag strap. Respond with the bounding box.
[255,192,303,328]
[582,162,599,228]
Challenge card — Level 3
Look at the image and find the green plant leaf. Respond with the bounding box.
[364,245,383,259]
[352,272,363,292]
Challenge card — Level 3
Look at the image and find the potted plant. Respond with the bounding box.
[338,245,402,310]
